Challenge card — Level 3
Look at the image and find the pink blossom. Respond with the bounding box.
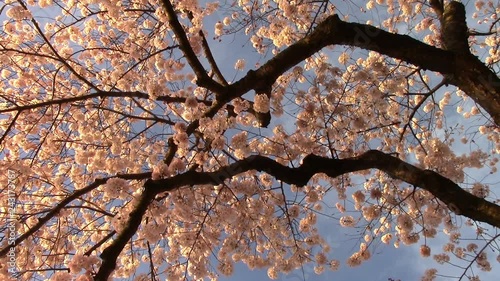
[253,94,270,113]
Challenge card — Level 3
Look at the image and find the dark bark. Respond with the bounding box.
[440,1,469,53]
[94,188,156,281]
[227,9,500,124]
[145,150,500,228]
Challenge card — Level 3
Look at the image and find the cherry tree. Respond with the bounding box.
[0,0,499,280]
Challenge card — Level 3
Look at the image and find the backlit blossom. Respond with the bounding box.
[340,216,356,227]
[234,59,246,70]
[347,252,362,267]
[422,269,437,281]
[397,214,414,233]
[420,245,431,257]
[330,260,340,270]
[267,267,278,279]
[254,94,270,113]
[338,52,349,64]
[185,96,198,108]
[433,253,450,264]
[215,21,224,36]
[381,233,393,244]
[6,6,32,20]
[336,202,346,213]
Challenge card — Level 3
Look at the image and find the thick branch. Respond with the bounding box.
[440,1,469,53]
[94,188,156,281]
[94,151,500,278]
[226,14,500,124]
[146,150,500,228]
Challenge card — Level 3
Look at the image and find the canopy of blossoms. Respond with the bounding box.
[0,0,499,280]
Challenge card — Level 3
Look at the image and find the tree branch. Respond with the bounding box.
[160,0,225,93]
[146,150,500,228]
[0,172,150,258]
[94,188,156,281]
[0,90,206,114]
[225,13,500,124]
[187,11,229,86]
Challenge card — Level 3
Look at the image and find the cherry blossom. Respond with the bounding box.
[0,0,499,281]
